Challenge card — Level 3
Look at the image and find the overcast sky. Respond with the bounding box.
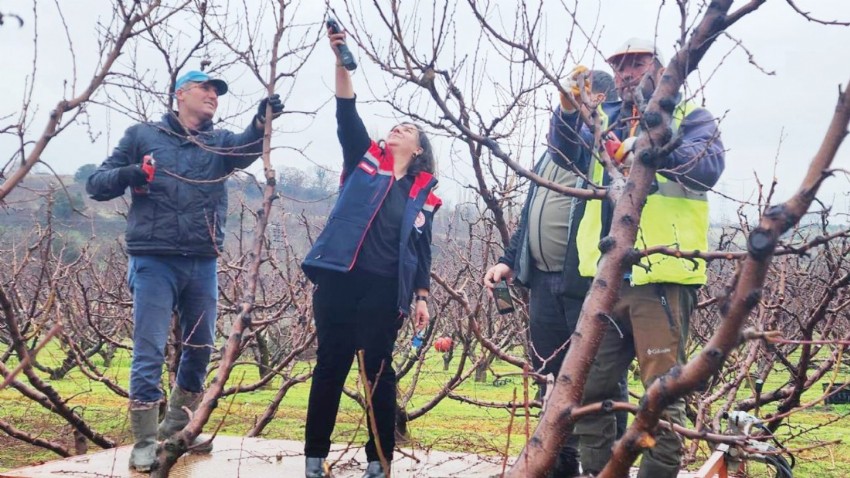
[2,1,849,223]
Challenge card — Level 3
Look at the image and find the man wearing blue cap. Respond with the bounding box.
[86,70,283,472]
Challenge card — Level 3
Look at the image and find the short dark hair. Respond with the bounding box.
[590,70,618,102]
[404,123,436,176]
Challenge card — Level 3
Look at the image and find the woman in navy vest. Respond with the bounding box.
[300,26,442,478]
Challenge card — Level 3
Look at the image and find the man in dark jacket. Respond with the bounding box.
[86,70,282,472]
[483,70,623,478]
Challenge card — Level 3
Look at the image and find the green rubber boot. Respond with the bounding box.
[129,406,159,472]
[157,386,213,453]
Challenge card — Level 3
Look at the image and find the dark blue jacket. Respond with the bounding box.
[302,99,441,316]
[86,113,263,257]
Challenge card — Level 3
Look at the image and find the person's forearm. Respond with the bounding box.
[220,122,265,170]
[415,288,429,298]
[335,63,354,99]
[87,127,139,200]
[663,108,725,190]
[549,107,589,172]
[499,224,524,268]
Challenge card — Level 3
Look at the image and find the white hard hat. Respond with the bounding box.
[607,38,665,66]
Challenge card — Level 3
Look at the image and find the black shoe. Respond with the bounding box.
[362,461,388,478]
[549,448,580,477]
[305,457,327,478]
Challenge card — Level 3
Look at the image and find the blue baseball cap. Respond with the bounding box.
[174,70,228,96]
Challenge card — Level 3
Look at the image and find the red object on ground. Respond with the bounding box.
[434,337,453,353]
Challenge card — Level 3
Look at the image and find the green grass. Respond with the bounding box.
[1,343,849,476]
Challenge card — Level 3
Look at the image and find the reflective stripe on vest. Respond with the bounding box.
[576,107,609,277]
[576,100,710,286]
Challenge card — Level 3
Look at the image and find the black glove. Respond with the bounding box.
[256,94,283,123]
[116,164,149,188]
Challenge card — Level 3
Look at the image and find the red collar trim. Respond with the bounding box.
[368,141,395,172]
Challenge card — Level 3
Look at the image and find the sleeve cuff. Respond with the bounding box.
[556,105,579,119]
[249,116,264,136]
[414,277,431,291]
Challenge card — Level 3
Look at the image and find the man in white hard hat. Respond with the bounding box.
[550,38,726,477]
[608,37,666,105]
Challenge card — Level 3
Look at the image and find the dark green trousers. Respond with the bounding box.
[574,283,696,477]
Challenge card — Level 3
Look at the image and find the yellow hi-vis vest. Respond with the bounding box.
[576,101,709,285]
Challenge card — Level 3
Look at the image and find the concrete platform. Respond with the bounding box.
[0,435,508,477]
[0,435,716,477]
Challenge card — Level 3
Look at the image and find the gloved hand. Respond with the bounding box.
[559,65,590,113]
[256,94,283,123]
[116,164,149,188]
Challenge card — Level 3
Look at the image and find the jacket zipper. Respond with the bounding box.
[564,176,584,255]
[347,175,395,270]
[395,179,433,271]
[394,179,434,313]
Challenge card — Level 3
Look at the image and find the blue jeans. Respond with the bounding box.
[127,255,218,403]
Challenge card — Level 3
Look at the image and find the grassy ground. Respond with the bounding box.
[1,344,848,476]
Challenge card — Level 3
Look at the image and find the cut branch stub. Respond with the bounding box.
[747,228,775,260]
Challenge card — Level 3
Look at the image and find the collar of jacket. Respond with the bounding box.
[613,91,683,126]
[409,170,436,198]
[366,141,397,175]
[162,112,214,136]
[365,141,440,198]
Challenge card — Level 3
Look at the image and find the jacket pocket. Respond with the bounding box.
[126,198,157,243]
[309,217,367,269]
[655,284,677,331]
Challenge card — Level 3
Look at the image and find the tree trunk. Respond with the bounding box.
[442,343,454,371]
[394,403,410,445]
[254,331,274,388]
[474,357,488,383]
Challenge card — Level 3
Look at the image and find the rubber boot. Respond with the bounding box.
[305,457,328,478]
[157,386,213,453]
[362,461,388,478]
[129,406,159,472]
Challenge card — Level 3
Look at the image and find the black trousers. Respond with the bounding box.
[528,268,583,477]
[528,268,631,476]
[304,269,403,462]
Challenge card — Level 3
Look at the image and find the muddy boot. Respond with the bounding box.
[129,405,159,472]
[157,386,213,453]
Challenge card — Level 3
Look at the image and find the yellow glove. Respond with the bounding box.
[559,65,590,113]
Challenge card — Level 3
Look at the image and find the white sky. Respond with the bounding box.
[2,1,849,222]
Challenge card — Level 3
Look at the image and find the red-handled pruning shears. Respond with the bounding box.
[133,155,156,194]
